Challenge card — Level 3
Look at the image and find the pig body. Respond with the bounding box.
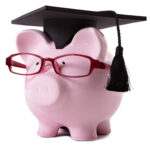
[17,27,122,141]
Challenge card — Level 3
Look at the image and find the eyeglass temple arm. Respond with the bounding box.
[6,58,26,69]
[94,60,111,69]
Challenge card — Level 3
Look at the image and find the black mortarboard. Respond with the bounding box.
[11,6,147,92]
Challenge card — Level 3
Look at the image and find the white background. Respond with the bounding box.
[0,0,149,150]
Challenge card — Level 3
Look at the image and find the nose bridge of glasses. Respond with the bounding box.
[42,58,54,72]
[44,57,54,62]
[44,59,53,66]
[43,58,54,66]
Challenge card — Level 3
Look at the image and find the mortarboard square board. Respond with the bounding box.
[12,5,146,49]
[11,6,147,92]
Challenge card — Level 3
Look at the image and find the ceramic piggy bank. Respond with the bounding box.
[6,5,147,141]
[15,27,122,141]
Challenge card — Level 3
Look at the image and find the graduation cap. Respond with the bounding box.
[11,6,147,92]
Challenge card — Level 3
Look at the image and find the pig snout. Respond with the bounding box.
[25,74,60,106]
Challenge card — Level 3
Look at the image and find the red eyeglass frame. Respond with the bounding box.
[6,53,111,78]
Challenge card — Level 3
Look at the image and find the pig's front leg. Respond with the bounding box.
[97,120,111,135]
[37,122,60,137]
[69,126,98,141]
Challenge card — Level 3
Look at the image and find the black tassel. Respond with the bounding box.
[106,46,130,92]
[104,11,130,92]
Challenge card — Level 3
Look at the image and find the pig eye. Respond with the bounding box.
[62,61,65,65]
[36,62,40,65]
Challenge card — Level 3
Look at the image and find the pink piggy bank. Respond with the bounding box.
[16,27,122,141]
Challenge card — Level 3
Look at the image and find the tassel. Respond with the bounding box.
[106,46,130,92]
[105,11,130,92]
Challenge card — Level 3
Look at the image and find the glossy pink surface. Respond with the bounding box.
[17,27,122,141]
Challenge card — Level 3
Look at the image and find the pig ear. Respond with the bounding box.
[70,27,107,60]
[16,29,50,53]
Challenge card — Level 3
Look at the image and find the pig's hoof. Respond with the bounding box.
[97,120,111,135]
[70,127,98,141]
[37,124,59,137]
[37,129,58,137]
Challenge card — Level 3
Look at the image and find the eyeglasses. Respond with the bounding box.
[6,53,110,78]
